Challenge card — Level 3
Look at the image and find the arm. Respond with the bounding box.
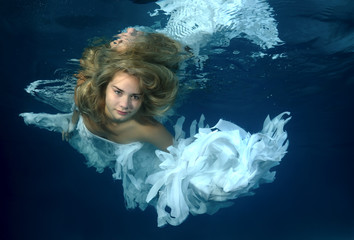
[62,73,84,141]
[142,122,174,152]
[62,108,80,141]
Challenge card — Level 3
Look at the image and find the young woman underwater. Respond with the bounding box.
[20,28,291,227]
[61,28,189,150]
[66,59,179,151]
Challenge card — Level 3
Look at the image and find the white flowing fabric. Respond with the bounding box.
[20,111,290,227]
[20,0,289,225]
[151,0,282,50]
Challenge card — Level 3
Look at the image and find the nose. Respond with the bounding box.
[115,28,137,40]
[126,28,137,36]
[120,95,130,110]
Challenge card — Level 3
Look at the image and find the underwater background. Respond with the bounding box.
[1,0,354,239]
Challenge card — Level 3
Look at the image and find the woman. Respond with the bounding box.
[66,59,178,151]
[20,28,290,227]
[62,28,189,150]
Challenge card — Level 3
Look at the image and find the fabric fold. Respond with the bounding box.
[20,111,290,227]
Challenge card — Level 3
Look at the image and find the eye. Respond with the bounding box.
[131,95,141,101]
[114,89,123,95]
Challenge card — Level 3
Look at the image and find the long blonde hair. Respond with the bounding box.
[78,32,190,81]
[75,59,178,124]
[75,31,190,123]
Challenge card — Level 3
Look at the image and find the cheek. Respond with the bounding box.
[105,94,115,107]
[104,95,109,106]
[136,101,142,109]
[133,101,142,111]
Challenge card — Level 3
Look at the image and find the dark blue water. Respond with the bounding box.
[2,0,354,239]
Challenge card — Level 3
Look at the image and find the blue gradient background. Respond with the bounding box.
[1,0,353,239]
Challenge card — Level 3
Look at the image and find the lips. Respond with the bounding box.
[116,110,128,116]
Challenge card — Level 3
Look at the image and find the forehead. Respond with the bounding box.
[109,71,141,92]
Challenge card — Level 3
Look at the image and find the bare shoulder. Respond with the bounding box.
[138,119,173,151]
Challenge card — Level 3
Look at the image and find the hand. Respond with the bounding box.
[62,130,73,142]
[62,122,76,142]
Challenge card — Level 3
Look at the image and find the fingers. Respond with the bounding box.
[61,131,71,142]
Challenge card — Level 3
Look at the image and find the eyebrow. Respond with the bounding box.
[113,86,142,95]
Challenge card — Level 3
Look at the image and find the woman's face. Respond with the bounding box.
[110,28,142,50]
[105,71,143,123]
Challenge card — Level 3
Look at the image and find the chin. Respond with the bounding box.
[114,114,133,122]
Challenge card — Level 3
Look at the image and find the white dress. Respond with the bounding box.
[20,109,290,227]
[19,0,288,225]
